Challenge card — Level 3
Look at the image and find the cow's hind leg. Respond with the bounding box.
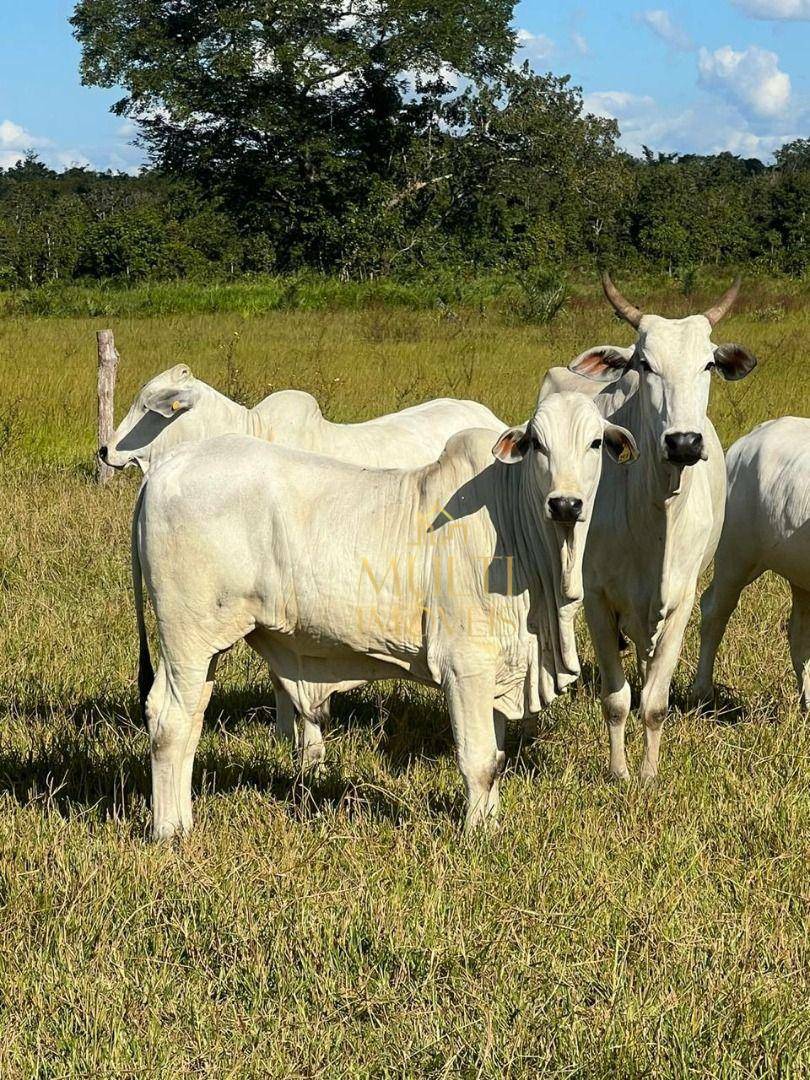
[147,652,218,841]
[788,586,810,713]
[443,668,503,832]
[273,684,299,748]
[690,560,759,706]
[271,684,329,770]
[587,595,631,781]
[299,701,329,773]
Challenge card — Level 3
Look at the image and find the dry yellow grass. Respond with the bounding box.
[0,281,807,1076]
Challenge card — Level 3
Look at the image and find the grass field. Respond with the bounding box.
[0,278,808,1076]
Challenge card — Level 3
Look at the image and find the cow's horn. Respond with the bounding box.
[703,277,741,327]
[601,272,643,328]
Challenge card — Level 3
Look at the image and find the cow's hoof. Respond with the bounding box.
[521,717,539,739]
[609,767,631,783]
[152,820,185,842]
[300,754,326,780]
[463,811,500,836]
[686,683,713,712]
[638,769,658,788]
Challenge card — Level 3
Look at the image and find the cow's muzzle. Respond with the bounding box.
[547,495,583,525]
[664,431,706,466]
[98,445,127,470]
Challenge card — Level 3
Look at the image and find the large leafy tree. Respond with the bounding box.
[71,0,516,268]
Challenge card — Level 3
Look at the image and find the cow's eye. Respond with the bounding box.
[590,438,602,450]
[532,436,547,455]
[638,359,652,373]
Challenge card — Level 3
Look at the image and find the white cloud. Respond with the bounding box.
[583,89,800,160]
[583,91,656,120]
[571,31,590,55]
[0,150,26,169]
[0,115,146,173]
[0,119,50,166]
[52,150,93,170]
[584,91,685,156]
[698,44,790,119]
[733,0,810,18]
[0,120,31,147]
[718,126,802,156]
[639,9,693,50]
[515,28,555,66]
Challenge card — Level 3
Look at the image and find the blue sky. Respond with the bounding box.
[0,0,807,172]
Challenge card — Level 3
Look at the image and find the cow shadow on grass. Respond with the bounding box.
[0,678,581,829]
[0,685,464,827]
[674,683,783,727]
[7,658,780,831]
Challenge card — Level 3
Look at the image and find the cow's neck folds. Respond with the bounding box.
[625,393,696,514]
[618,391,703,653]
[506,461,584,682]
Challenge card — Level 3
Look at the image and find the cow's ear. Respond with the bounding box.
[145,384,200,418]
[569,345,635,382]
[493,426,532,464]
[603,423,639,464]
[712,343,757,381]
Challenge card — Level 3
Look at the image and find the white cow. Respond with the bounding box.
[133,392,638,838]
[690,417,810,711]
[100,364,505,472]
[104,364,506,742]
[551,274,757,782]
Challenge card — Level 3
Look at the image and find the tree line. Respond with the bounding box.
[1,0,807,289]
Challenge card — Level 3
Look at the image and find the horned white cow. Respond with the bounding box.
[133,392,638,839]
[551,274,757,782]
[100,364,505,472]
[690,417,810,711]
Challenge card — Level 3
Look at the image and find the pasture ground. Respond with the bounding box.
[0,279,808,1076]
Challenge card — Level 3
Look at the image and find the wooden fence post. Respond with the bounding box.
[97,329,119,485]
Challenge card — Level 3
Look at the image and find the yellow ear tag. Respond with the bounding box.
[171,400,182,412]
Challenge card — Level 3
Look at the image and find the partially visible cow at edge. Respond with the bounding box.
[133,392,638,839]
[690,417,810,712]
[541,274,758,782]
[99,365,505,472]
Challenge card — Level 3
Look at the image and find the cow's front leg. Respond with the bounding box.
[443,668,503,832]
[639,602,692,784]
[586,593,631,781]
[147,654,217,840]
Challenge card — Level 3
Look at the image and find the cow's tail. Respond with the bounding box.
[131,485,154,723]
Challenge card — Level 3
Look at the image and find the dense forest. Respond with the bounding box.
[1,0,808,289]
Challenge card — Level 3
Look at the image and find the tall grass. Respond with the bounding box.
[0,272,518,320]
[0,280,807,1075]
[1,268,805,320]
